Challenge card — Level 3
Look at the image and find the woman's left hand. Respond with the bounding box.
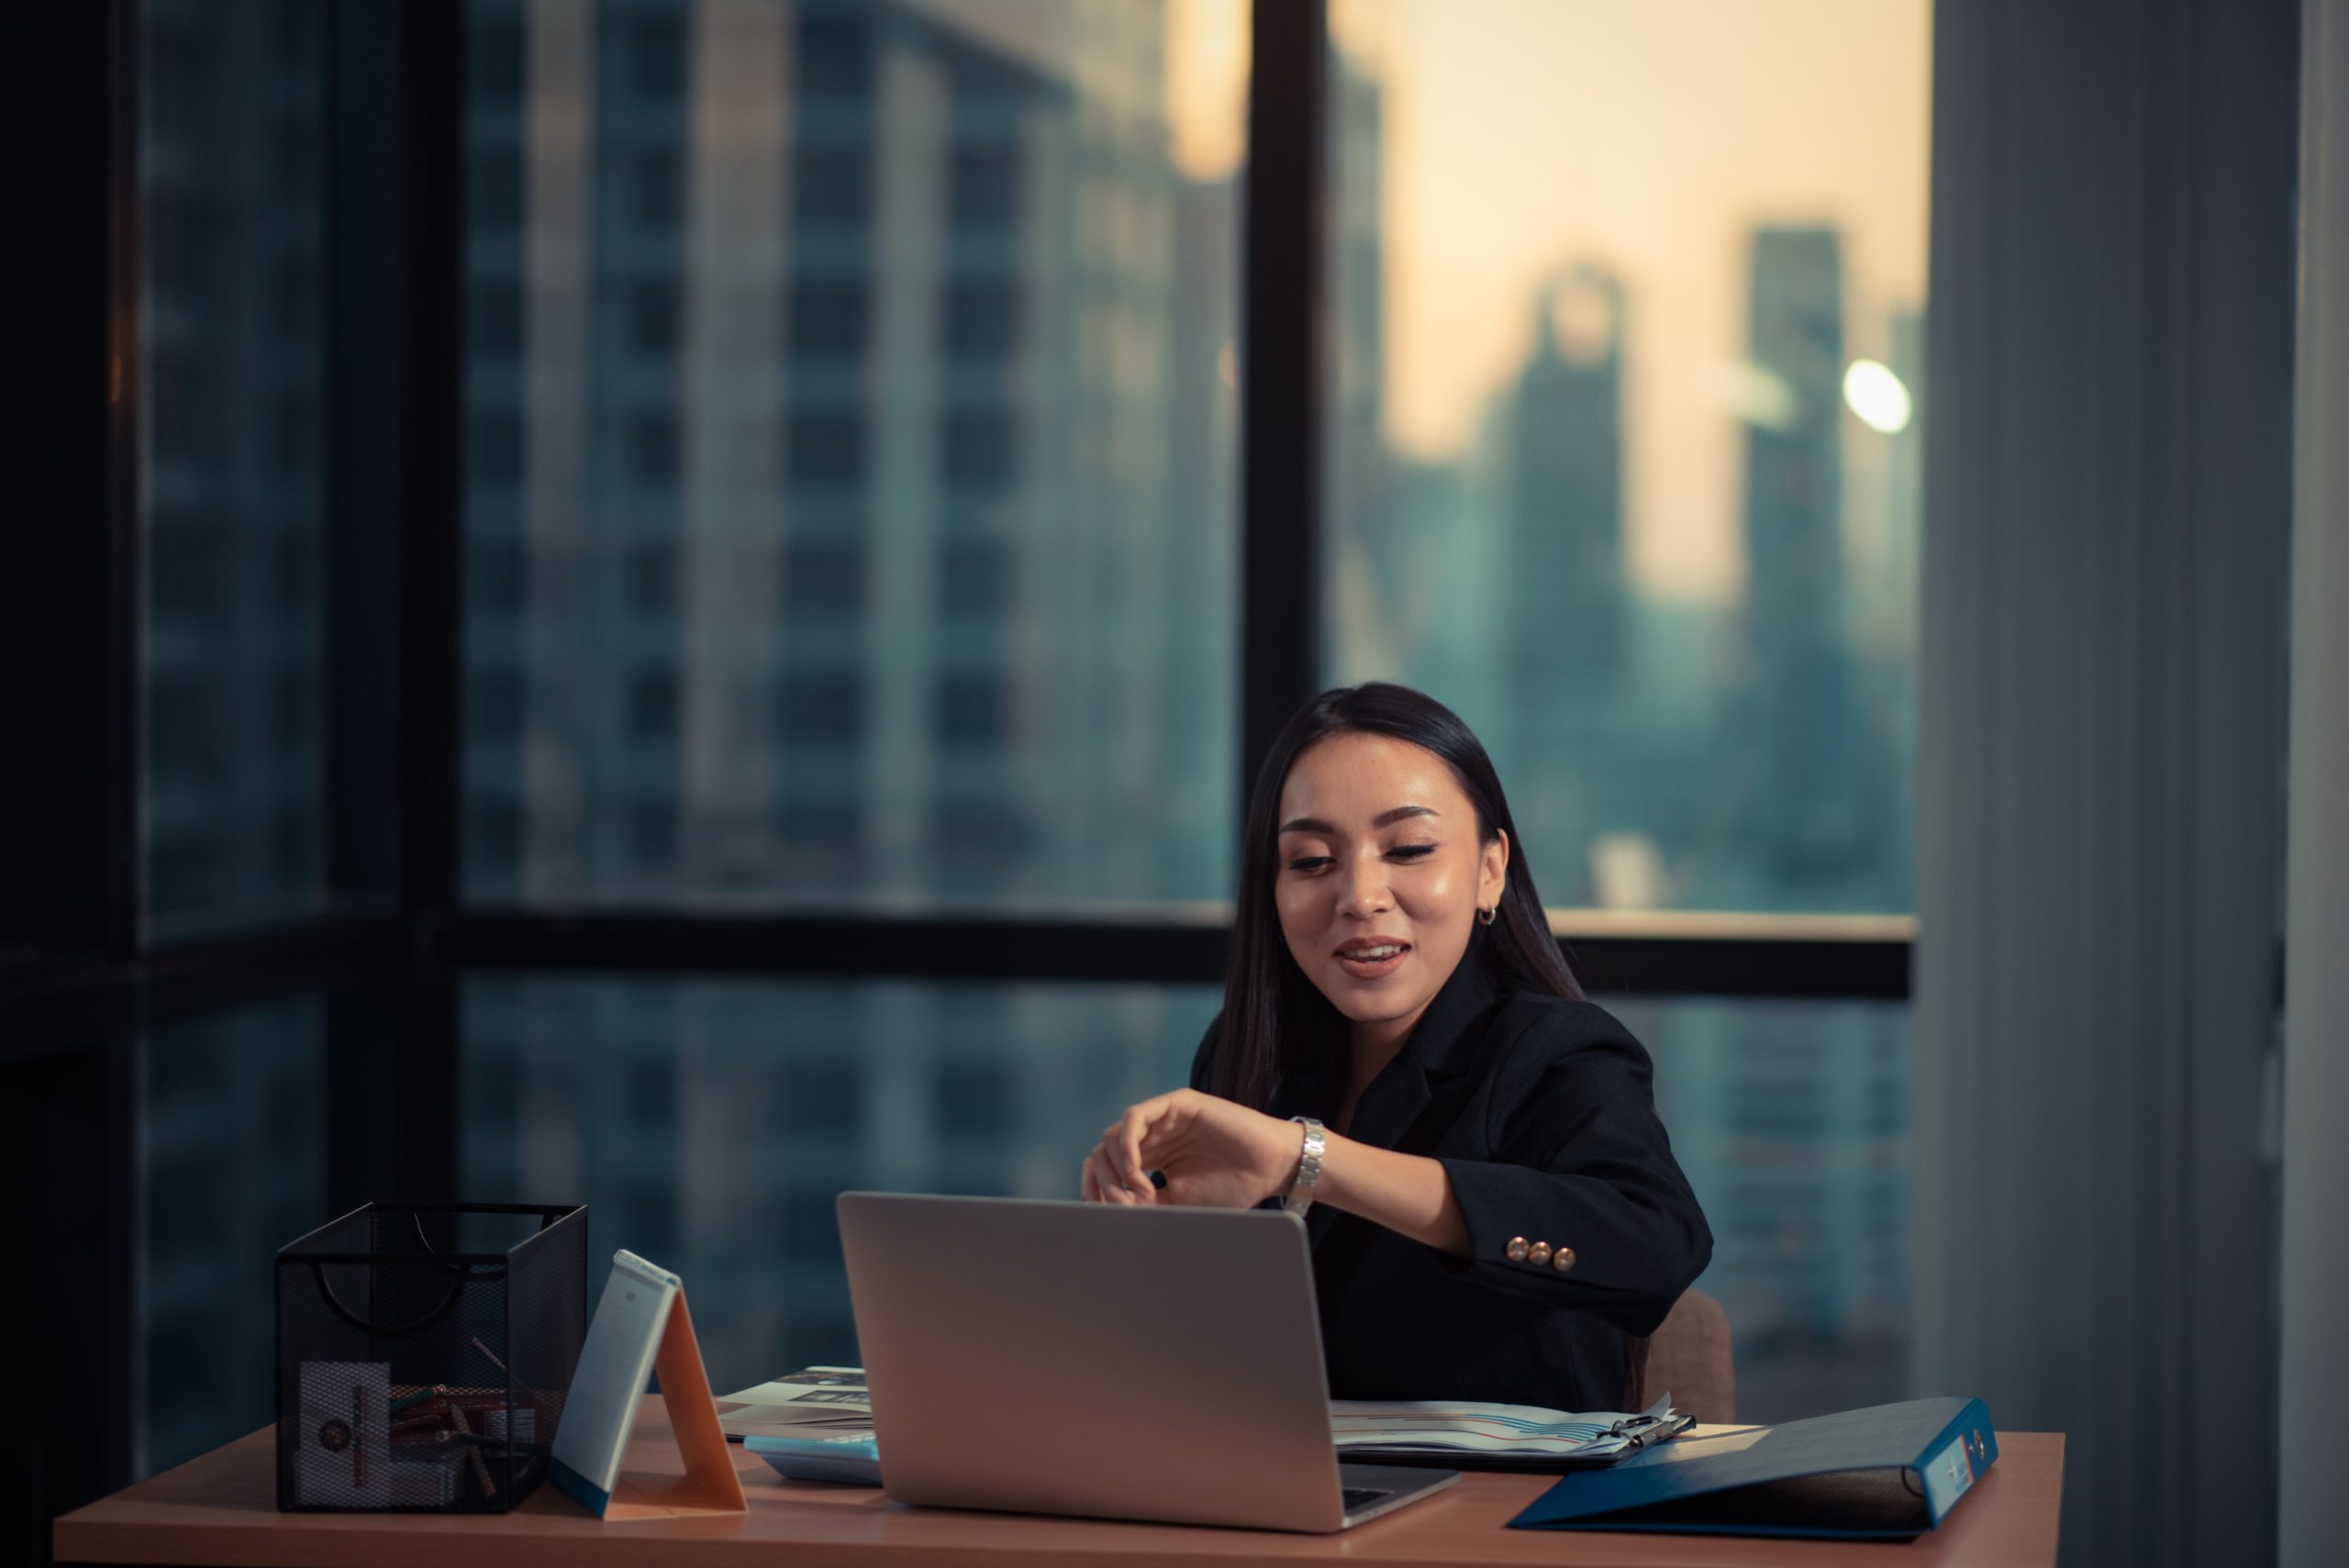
[1080,1088,1304,1210]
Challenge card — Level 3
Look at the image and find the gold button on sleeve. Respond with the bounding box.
[1527,1241,1553,1266]
[1504,1236,1529,1262]
[1551,1245,1576,1273]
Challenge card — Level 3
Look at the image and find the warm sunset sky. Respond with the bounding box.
[1166,0,1932,603]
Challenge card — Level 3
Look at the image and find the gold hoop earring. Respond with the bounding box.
[1476,906,1497,927]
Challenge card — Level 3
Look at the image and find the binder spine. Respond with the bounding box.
[1914,1399,1998,1526]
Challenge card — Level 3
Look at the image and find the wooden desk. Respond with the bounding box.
[57,1399,2065,1568]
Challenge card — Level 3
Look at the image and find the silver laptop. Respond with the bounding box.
[837,1192,1459,1533]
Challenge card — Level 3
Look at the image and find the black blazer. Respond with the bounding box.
[1188,955,1712,1415]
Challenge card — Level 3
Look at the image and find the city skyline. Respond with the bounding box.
[1308,0,1929,606]
[133,0,1925,1477]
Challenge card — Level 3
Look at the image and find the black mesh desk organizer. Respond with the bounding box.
[276,1203,587,1512]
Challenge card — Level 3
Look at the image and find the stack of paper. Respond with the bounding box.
[724,1367,1688,1473]
[718,1366,874,1440]
[718,1369,882,1485]
[1330,1394,1690,1466]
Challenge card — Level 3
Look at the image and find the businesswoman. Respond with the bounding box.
[1081,683,1711,1414]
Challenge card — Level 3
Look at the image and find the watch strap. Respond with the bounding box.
[1284,1116,1326,1216]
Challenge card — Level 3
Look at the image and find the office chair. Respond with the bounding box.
[1625,1288,1735,1422]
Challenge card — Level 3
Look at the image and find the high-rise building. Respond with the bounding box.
[140,0,326,922]
[1740,227,1867,901]
[1504,264,1630,685]
[456,0,1230,1385]
[135,0,329,1474]
[1476,262,1660,906]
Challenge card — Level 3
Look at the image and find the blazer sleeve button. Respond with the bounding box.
[1551,1245,1576,1273]
[1504,1237,1529,1262]
[1527,1241,1553,1266]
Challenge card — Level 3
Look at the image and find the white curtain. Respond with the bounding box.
[2282,6,2349,1564]
[1914,4,2296,1565]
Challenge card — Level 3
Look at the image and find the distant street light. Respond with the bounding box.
[1842,359,1913,434]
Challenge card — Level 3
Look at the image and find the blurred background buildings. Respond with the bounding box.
[136,0,1925,1472]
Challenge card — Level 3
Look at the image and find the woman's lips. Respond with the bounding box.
[1334,940,1410,980]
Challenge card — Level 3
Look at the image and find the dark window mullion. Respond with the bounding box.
[396,0,467,1205]
[1240,0,1327,801]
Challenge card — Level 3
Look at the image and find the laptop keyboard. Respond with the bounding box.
[1341,1487,1394,1512]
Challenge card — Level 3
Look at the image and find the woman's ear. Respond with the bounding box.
[1480,829,1509,914]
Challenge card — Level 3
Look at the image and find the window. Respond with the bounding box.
[462,979,1219,1384]
[474,277,523,356]
[622,13,685,101]
[469,538,526,614]
[142,1001,322,1475]
[782,538,866,617]
[628,669,679,743]
[1323,0,1928,917]
[796,146,873,228]
[789,278,868,362]
[1624,995,1911,1421]
[787,411,866,489]
[939,535,1011,619]
[627,276,680,360]
[6,14,1935,1543]
[779,670,863,749]
[461,0,1242,905]
[935,672,1008,749]
[949,143,1019,232]
[943,408,1015,496]
[629,543,676,615]
[472,407,523,489]
[629,410,680,487]
[139,0,328,930]
[945,275,1019,359]
[628,145,684,228]
[935,1059,1017,1143]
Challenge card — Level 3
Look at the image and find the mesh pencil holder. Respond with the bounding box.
[276,1203,587,1513]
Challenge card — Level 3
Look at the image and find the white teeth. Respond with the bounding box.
[1346,945,1403,961]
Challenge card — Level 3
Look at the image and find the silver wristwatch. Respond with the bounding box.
[1284,1116,1326,1216]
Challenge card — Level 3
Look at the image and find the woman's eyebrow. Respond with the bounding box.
[1277,805,1439,835]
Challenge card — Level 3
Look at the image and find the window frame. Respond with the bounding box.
[0,0,1911,1539]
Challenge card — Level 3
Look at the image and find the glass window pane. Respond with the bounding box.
[1628,996,1910,1421]
[463,980,1903,1418]
[462,0,1246,906]
[1326,1,1928,915]
[462,978,1219,1385]
[139,0,328,929]
[142,999,324,1475]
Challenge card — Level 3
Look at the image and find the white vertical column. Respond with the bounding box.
[1913,6,2295,1568]
[861,38,950,1194]
[679,0,794,882]
[863,43,947,898]
[520,0,598,895]
[2282,6,2349,1562]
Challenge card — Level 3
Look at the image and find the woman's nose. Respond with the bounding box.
[1338,856,1392,917]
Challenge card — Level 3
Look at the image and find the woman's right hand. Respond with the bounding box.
[1078,1088,1303,1210]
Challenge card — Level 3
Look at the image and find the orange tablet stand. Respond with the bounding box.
[579,1290,747,1521]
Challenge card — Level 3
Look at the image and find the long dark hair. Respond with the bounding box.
[1204,683,1582,1109]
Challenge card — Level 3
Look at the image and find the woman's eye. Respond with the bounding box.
[1387,843,1437,861]
[1286,856,1333,873]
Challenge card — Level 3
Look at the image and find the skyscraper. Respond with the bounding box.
[1478,263,1636,904]
[136,0,331,1473]
[1505,264,1630,684]
[1740,227,1866,900]
[456,0,1233,1385]
[140,0,326,923]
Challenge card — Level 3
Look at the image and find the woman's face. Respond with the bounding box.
[1273,731,1508,1051]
